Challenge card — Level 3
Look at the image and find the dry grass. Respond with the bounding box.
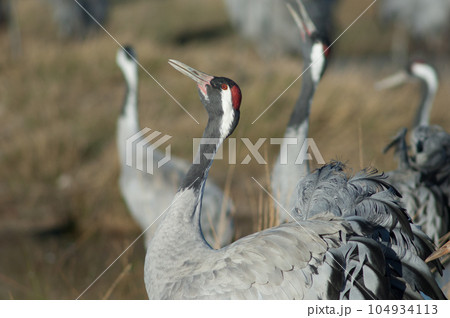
[0,0,449,299]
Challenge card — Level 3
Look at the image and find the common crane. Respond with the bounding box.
[271,0,330,223]
[376,60,450,245]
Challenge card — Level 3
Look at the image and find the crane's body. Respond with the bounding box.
[116,47,234,248]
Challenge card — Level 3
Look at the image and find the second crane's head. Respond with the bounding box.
[375,60,438,92]
[116,45,138,88]
[169,59,241,139]
[287,0,331,84]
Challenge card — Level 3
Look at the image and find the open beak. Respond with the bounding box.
[287,0,317,40]
[374,71,409,91]
[168,59,214,96]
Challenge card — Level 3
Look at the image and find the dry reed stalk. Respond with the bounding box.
[358,118,364,170]
[102,263,132,300]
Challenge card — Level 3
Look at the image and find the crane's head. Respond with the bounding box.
[287,0,330,83]
[375,60,438,92]
[116,45,138,89]
[168,59,241,139]
[407,60,438,92]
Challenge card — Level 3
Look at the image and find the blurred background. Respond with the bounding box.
[0,0,449,299]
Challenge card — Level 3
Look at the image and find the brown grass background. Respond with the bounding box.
[0,0,449,299]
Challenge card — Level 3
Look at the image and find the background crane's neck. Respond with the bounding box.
[413,78,437,128]
[271,67,318,220]
[283,67,317,176]
[288,67,317,130]
[117,69,139,165]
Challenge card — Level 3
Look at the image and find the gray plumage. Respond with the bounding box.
[144,59,444,300]
[116,47,234,248]
[224,0,338,57]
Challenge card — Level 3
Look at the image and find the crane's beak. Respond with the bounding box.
[374,71,409,91]
[287,0,317,40]
[169,59,214,96]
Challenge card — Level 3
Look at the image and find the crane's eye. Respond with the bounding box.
[221,84,228,90]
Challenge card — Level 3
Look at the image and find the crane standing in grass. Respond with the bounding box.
[116,46,234,248]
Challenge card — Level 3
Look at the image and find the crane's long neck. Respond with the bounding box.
[153,117,223,248]
[117,69,139,165]
[288,68,316,135]
[413,73,438,128]
[271,67,317,219]
[283,68,317,176]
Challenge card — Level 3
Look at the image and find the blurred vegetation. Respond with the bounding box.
[0,0,448,299]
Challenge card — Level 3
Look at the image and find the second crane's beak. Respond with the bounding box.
[374,71,409,91]
[287,0,317,40]
[169,59,214,97]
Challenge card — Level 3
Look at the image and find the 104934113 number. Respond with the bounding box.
[368,304,438,315]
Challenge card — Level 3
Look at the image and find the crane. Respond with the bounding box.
[116,46,234,248]
[143,58,444,300]
[271,0,330,223]
[376,60,450,245]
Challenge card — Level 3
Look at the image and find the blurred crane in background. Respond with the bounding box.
[224,0,339,58]
[379,0,450,62]
[46,0,109,39]
[377,60,450,245]
[271,0,330,222]
[377,61,450,296]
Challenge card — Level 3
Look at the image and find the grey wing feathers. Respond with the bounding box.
[293,162,411,237]
[383,125,450,247]
[291,161,445,299]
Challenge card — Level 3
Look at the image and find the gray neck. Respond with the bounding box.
[287,68,317,131]
[121,78,138,122]
[155,117,223,246]
[117,72,139,165]
[284,68,317,176]
[413,79,436,128]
